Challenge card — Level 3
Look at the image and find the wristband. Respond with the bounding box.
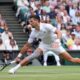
[17,53,22,58]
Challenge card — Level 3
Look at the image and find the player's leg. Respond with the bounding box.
[52,52,61,66]
[43,52,48,66]
[59,51,80,63]
[8,48,43,74]
[52,45,80,64]
[43,51,61,66]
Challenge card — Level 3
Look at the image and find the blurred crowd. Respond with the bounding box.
[0,13,19,63]
[13,0,80,50]
[0,14,19,51]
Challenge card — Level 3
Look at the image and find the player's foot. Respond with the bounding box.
[43,62,47,66]
[57,63,61,66]
[8,68,16,74]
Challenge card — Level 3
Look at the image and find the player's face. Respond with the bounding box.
[29,18,38,28]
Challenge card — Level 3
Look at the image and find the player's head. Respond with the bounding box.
[29,15,40,22]
[29,15,40,28]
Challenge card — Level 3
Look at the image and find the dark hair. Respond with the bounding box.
[29,15,40,22]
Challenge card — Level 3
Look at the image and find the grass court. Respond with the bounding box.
[0,66,80,80]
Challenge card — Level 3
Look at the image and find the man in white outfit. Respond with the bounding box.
[8,15,80,74]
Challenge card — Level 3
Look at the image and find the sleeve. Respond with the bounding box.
[45,24,57,33]
[28,29,35,43]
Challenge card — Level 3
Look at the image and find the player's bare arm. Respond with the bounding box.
[15,42,32,63]
[20,42,32,54]
[52,29,62,48]
[55,29,62,39]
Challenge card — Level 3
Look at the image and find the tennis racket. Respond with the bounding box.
[0,63,11,71]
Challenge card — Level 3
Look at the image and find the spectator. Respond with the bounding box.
[0,21,8,33]
[69,2,78,24]
[41,1,51,14]
[62,10,71,25]
[1,29,13,44]
[66,32,76,50]
[5,38,19,51]
[0,38,5,50]
[48,6,57,26]
[73,22,80,38]
[74,10,80,23]
[70,37,80,50]
[29,0,37,11]
[56,13,63,29]
[5,38,19,60]
[40,10,50,23]
[0,38,8,64]
[16,0,29,17]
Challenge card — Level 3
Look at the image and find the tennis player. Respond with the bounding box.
[8,15,80,74]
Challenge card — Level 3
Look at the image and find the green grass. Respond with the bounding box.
[0,66,80,80]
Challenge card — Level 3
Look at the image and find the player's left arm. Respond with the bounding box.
[52,28,62,48]
[55,29,62,40]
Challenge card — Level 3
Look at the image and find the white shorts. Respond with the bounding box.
[38,42,66,55]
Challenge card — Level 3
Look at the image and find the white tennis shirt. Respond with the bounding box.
[28,22,57,45]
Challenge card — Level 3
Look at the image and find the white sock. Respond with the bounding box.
[57,62,61,66]
[13,64,21,71]
[17,53,22,58]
